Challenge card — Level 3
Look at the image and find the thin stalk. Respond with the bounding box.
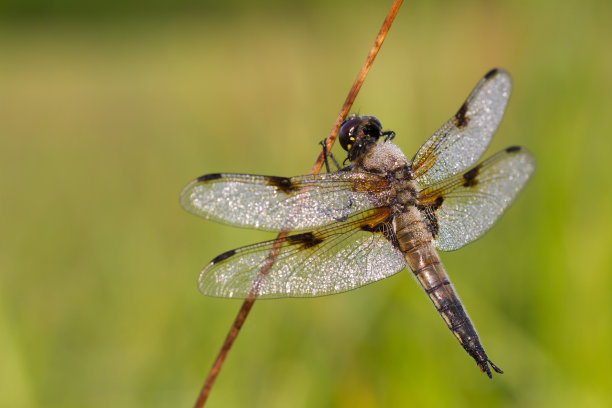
[193,2,403,406]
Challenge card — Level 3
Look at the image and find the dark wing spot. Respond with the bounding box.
[360,218,399,248]
[484,68,499,79]
[266,176,298,193]
[505,145,522,153]
[454,102,470,129]
[197,173,222,182]
[286,232,324,250]
[211,249,236,264]
[430,196,444,237]
[425,208,440,238]
[433,195,444,210]
[416,195,444,238]
[462,164,481,187]
[360,223,378,233]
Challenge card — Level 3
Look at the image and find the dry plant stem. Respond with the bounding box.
[193,1,403,407]
[315,0,404,174]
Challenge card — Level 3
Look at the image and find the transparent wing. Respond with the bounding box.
[197,207,406,298]
[418,146,535,251]
[412,68,512,186]
[180,172,391,232]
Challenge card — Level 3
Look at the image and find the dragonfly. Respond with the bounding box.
[180,68,535,378]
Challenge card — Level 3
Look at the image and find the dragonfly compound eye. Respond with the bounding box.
[339,117,362,152]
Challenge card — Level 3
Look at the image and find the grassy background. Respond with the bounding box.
[1,1,611,407]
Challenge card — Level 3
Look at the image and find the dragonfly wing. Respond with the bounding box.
[412,69,512,187]
[417,146,536,251]
[197,207,406,298]
[180,172,391,232]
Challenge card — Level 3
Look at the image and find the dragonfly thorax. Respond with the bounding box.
[359,141,410,175]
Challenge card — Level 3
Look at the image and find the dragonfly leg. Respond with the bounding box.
[320,138,342,172]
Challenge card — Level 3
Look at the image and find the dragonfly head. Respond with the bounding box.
[339,115,384,161]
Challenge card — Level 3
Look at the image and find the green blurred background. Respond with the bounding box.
[1,0,611,407]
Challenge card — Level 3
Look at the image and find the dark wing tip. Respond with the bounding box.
[210,249,236,264]
[484,68,500,79]
[505,145,522,153]
[197,173,223,182]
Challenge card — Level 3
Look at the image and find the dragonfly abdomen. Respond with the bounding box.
[395,211,503,378]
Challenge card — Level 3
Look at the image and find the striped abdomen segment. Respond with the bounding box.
[402,241,503,378]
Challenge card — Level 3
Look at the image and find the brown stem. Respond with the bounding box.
[193,1,403,406]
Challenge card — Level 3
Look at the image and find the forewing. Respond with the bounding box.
[180,172,391,232]
[197,208,406,298]
[412,68,512,186]
[418,146,535,251]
